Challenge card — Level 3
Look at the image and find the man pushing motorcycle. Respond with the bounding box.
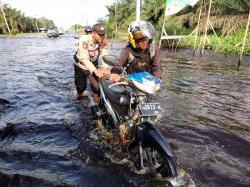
[76,21,163,142]
[74,23,110,102]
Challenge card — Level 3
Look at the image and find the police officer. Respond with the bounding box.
[74,26,92,46]
[74,23,109,100]
[110,21,162,82]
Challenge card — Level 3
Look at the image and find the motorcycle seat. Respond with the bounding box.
[101,78,129,105]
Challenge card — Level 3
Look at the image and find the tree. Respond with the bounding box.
[0,4,55,34]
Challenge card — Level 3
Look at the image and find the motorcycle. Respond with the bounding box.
[94,55,177,178]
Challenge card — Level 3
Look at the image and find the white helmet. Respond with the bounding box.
[128,21,155,48]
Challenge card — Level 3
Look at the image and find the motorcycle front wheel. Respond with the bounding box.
[143,144,177,178]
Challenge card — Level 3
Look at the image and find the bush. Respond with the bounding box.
[182,30,250,55]
[10,28,19,35]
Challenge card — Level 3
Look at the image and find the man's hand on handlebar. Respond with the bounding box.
[93,68,110,78]
[109,73,121,82]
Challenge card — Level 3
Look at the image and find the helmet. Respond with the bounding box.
[128,21,155,48]
[84,26,92,33]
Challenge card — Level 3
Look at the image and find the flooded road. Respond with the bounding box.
[0,34,249,187]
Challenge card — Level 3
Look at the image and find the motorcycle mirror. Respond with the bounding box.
[102,55,119,66]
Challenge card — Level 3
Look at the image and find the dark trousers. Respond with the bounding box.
[89,73,100,95]
[74,64,88,94]
[74,64,99,95]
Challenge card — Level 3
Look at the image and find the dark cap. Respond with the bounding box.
[84,25,92,33]
[92,23,105,35]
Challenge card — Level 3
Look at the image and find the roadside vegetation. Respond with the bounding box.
[1,0,249,55]
[182,30,250,55]
[101,0,250,55]
[0,4,54,34]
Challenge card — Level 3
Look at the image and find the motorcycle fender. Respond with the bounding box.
[100,84,120,126]
[135,122,174,157]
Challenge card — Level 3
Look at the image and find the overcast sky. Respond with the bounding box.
[4,0,116,28]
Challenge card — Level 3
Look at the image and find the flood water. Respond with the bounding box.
[0,34,249,187]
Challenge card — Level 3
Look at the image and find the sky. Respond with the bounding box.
[4,0,116,28]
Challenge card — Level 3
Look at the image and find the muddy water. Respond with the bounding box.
[0,34,249,187]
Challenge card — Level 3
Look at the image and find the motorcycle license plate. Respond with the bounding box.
[139,103,163,116]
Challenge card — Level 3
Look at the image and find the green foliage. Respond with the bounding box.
[164,17,190,35]
[0,4,55,34]
[10,28,19,35]
[213,0,250,12]
[100,0,250,54]
[103,0,166,40]
[70,24,84,32]
[183,30,250,55]
[106,1,143,31]
[97,18,113,38]
[102,0,249,36]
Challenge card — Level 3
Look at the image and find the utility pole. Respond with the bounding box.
[35,19,39,33]
[82,0,88,26]
[115,0,117,32]
[136,0,140,21]
[34,15,40,33]
[0,0,11,34]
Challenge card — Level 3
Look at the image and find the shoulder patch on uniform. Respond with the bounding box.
[82,43,88,49]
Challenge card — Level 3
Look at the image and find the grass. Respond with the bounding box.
[182,30,250,55]
[109,27,250,55]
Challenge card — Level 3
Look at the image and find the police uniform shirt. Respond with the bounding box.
[76,35,109,73]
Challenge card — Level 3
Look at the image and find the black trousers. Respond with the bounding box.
[74,64,88,94]
[74,64,99,95]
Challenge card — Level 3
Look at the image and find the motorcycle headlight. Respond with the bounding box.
[132,78,160,94]
[128,72,160,94]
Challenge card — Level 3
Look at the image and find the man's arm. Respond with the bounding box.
[98,45,109,69]
[110,48,129,74]
[151,45,162,79]
[118,48,129,67]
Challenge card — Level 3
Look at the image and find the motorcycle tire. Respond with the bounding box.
[144,144,177,178]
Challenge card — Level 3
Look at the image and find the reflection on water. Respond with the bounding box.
[0,35,249,187]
